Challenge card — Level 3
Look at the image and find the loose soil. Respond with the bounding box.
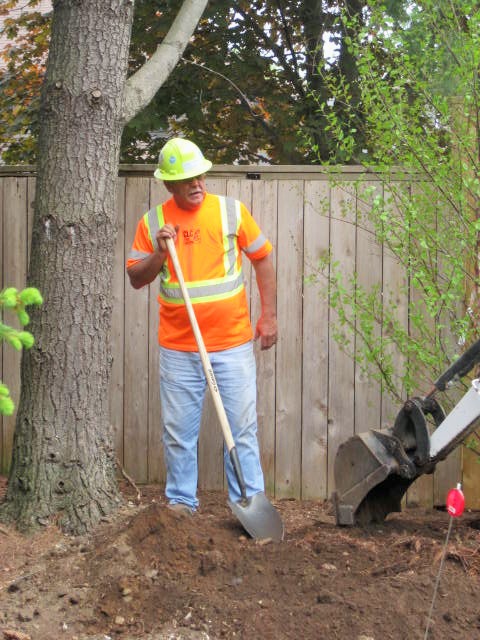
[1,476,479,640]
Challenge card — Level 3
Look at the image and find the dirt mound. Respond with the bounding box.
[1,479,480,640]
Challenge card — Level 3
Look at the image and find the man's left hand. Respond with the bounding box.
[255,315,278,350]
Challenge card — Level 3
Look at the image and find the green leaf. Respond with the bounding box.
[0,394,15,416]
[19,287,43,305]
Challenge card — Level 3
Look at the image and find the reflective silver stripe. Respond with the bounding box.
[145,205,162,243]
[145,205,170,286]
[244,232,267,255]
[224,197,240,275]
[128,249,151,260]
[160,272,245,302]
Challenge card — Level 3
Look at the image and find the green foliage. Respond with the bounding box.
[1,0,371,164]
[0,286,43,415]
[0,0,50,163]
[123,0,369,164]
[306,1,480,403]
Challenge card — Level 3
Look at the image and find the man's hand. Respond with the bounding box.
[156,224,179,252]
[127,224,179,290]
[255,314,278,350]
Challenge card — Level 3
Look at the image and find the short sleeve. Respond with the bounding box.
[126,216,154,269]
[237,202,272,261]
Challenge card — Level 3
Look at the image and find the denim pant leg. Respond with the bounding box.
[159,347,206,509]
[210,342,265,502]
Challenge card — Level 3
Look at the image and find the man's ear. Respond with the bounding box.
[164,181,173,194]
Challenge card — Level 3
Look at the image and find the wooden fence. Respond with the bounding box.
[1,165,479,508]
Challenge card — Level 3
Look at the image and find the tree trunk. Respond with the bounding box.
[0,0,134,533]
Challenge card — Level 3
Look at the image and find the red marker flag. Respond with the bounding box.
[446,483,465,517]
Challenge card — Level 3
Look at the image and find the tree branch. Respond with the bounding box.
[181,57,280,141]
[122,0,209,123]
[234,6,307,100]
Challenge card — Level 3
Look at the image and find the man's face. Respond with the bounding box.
[166,174,206,210]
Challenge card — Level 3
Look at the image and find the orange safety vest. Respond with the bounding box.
[127,193,272,351]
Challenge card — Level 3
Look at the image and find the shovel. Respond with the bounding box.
[165,237,284,542]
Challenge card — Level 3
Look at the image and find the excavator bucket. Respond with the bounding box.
[332,338,480,526]
[332,430,418,526]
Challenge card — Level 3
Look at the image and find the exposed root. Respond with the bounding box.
[116,458,141,503]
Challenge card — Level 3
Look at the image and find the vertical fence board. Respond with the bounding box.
[327,182,356,494]
[250,179,278,495]
[381,183,409,429]
[1,178,28,471]
[355,181,383,433]
[226,177,252,208]
[275,180,304,498]
[301,180,330,498]
[110,177,126,466]
[123,177,151,482]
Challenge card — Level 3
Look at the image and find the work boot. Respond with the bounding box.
[167,503,194,516]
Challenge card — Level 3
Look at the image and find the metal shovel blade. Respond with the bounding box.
[228,492,284,542]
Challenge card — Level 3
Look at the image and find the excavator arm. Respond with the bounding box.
[332,338,480,526]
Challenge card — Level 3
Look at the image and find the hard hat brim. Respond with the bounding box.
[154,159,213,181]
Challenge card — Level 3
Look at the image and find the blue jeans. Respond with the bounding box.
[159,341,265,509]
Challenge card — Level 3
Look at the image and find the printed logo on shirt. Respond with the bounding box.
[183,229,201,244]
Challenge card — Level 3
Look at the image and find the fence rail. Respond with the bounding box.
[1,166,478,508]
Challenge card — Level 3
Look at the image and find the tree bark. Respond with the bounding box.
[0,0,134,533]
[0,0,207,534]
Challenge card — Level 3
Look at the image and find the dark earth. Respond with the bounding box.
[0,476,479,640]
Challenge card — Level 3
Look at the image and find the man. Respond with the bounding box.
[126,137,277,515]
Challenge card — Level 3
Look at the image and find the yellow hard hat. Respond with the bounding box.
[154,138,212,181]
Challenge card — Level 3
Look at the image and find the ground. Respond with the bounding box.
[0,477,479,640]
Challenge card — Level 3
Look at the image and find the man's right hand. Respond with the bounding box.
[156,224,179,253]
[128,224,179,290]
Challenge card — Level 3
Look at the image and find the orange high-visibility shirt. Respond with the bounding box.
[126,193,272,351]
